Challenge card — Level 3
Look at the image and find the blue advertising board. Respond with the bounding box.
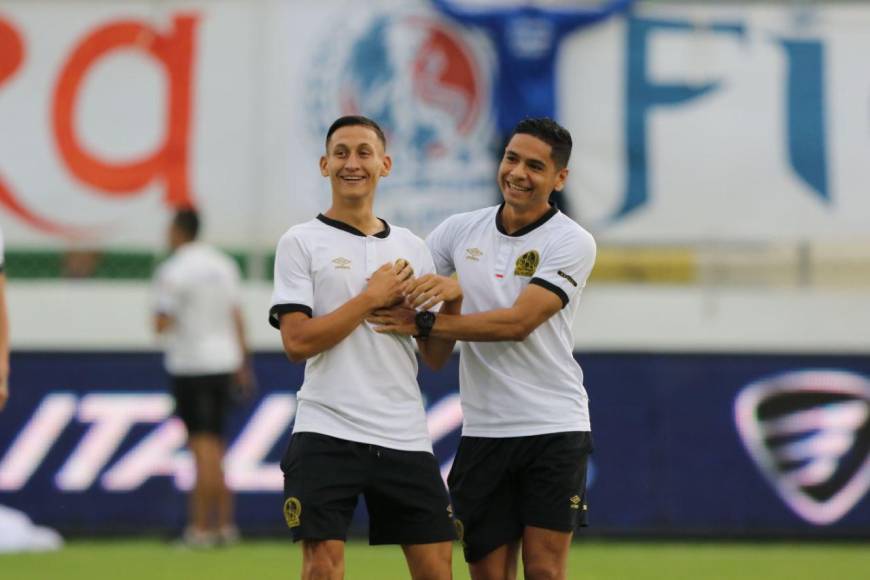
[1,352,868,537]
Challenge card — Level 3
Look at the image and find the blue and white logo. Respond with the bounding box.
[306,8,496,236]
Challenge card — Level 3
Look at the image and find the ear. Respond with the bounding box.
[319,155,328,177]
[553,167,569,192]
[381,154,392,177]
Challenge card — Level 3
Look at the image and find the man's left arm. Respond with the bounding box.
[232,306,257,400]
[227,258,255,398]
[435,283,561,341]
[152,266,176,335]
[372,283,560,342]
[373,231,595,342]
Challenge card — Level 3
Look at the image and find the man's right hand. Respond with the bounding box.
[364,261,414,309]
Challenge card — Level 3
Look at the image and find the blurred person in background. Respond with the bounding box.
[371,118,596,580]
[0,225,8,412]
[269,115,460,580]
[0,225,63,553]
[429,0,633,216]
[153,209,255,548]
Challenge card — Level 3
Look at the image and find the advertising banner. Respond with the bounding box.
[567,3,870,241]
[1,1,869,250]
[0,0,496,250]
[1,351,868,536]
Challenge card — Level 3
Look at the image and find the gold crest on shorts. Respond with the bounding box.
[514,250,540,277]
[570,495,582,510]
[284,497,302,528]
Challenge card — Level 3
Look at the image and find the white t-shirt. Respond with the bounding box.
[153,242,243,375]
[427,204,596,437]
[269,215,436,452]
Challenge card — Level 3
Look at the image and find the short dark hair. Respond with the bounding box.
[172,208,200,240]
[325,115,387,150]
[507,117,573,169]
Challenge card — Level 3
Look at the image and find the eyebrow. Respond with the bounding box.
[331,141,378,152]
[505,149,547,168]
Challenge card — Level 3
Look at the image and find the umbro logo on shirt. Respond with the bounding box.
[465,248,483,261]
[332,257,351,270]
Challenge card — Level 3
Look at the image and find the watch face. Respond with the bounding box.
[416,310,436,331]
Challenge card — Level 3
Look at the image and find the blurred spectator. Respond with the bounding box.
[0,225,8,410]
[0,225,63,553]
[152,209,255,548]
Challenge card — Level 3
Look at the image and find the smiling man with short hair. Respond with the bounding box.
[269,115,460,580]
[371,117,597,580]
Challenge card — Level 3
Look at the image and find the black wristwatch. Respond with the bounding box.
[414,310,437,341]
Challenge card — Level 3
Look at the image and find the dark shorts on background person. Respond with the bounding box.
[280,432,456,545]
[171,373,232,435]
[447,431,593,563]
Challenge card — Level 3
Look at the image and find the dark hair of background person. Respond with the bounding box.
[173,209,200,240]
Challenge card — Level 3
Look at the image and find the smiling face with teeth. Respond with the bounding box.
[498,133,568,217]
[320,125,392,204]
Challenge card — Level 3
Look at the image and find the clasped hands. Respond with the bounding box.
[364,260,461,335]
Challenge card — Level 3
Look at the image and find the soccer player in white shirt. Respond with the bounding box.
[269,116,461,580]
[370,118,596,580]
[153,210,254,547]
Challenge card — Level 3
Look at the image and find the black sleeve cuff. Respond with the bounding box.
[269,303,313,329]
[530,278,569,309]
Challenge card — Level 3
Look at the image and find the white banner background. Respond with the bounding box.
[0,0,868,250]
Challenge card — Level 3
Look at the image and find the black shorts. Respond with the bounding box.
[171,373,232,436]
[447,431,593,563]
[280,432,456,546]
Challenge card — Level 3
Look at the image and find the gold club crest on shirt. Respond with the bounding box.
[514,250,540,276]
[465,248,483,261]
[332,257,351,270]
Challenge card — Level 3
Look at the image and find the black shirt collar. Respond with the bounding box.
[495,202,558,237]
[316,214,390,238]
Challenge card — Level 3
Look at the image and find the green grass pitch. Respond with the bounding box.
[2,539,869,579]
